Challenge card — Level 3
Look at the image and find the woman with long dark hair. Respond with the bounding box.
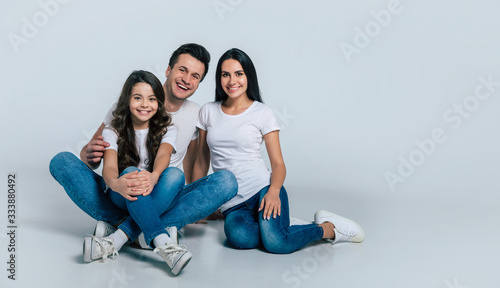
[84,70,191,275]
[195,49,365,253]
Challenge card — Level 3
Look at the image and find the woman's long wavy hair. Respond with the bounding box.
[215,48,263,103]
[111,70,171,173]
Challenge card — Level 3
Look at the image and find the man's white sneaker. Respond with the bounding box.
[83,235,119,262]
[93,221,117,238]
[137,227,178,249]
[153,242,192,276]
[314,210,365,244]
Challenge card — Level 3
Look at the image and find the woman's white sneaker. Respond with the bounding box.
[314,210,365,244]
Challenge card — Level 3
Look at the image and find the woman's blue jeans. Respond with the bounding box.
[223,186,323,254]
[108,166,184,248]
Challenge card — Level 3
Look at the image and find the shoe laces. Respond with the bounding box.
[90,235,119,260]
[154,243,187,262]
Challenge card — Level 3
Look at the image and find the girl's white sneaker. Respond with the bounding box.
[83,235,119,262]
[93,221,117,238]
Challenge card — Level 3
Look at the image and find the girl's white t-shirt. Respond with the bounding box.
[102,125,177,171]
[197,101,280,212]
[102,100,199,170]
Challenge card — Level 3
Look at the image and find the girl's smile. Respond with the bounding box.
[129,82,158,130]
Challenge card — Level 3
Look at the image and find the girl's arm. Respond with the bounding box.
[146,142,174,188]
[102,149,143,201]
[192,128,210,181]
[259,130,287,220]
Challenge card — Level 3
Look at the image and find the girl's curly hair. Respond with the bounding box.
[111,70,171,173]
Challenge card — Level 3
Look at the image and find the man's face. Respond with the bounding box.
[165,53,206,101]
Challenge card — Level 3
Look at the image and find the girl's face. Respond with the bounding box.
[129,82,158,130]
[220,59,248,100]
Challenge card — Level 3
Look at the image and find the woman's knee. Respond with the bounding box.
[224,214,260,249]
[261,232,290,254]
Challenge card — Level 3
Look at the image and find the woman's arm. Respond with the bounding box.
[183,139,198,184]
[259,130,287,220]
[192,128,210,182]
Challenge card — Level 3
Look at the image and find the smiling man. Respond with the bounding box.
[49,43,237,274]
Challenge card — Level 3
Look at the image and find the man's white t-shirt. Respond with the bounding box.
[197,101,281,212]
[102,126,177,171]
[103,100,200,170]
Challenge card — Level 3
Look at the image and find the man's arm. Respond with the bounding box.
[183,138,198,184]
[80,123,110,169]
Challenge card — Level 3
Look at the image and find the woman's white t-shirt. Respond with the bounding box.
[102,125,177,171]
[197,101,280,212]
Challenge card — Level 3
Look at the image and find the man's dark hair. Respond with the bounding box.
[168,43,211,81]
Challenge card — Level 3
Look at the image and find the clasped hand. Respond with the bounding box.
[114,170,158,201]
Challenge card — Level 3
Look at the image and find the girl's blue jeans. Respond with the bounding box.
[223,186,323,254]
[108,166,183,248]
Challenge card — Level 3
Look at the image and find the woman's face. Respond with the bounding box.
[220,59,248,100]
[129,82,158,130]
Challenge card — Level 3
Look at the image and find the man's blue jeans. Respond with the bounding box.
[223,186,323,254]
[49,152,238,243]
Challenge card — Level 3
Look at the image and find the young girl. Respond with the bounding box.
[194,49,365,254]
[83,70,191,275]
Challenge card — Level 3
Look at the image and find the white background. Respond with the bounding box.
[1,0,499,287]
[1,0,500,195]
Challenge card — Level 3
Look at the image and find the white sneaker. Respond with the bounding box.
[314,210,365,244]
[83,235,119,262]
[153,242,192,276]
[137,227,178,249]
[93,221,117,238]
